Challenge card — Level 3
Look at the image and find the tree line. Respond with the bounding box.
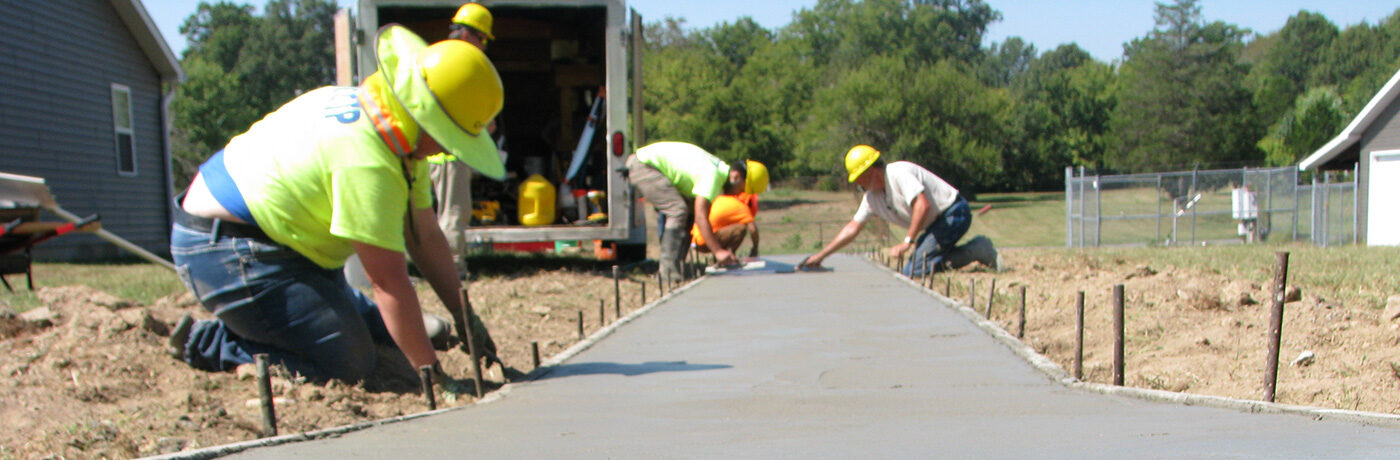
[642,0,1400,193]
[166,0,1400,194]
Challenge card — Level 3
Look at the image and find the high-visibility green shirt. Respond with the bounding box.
[221,86,433,269]
[635,142,730,201]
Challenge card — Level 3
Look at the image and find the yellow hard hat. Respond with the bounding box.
[375,24,505,179]
[845,145,881,182]
[452,3,495,41]
[745,159,769,195]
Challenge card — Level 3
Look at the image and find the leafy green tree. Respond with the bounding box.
[983,36,1035,87]
[170,0,336,189]
[1108,0,1262,171]
[1011,44,1115,187]
[1258,87,1345,166]
[1246,11,1337,123]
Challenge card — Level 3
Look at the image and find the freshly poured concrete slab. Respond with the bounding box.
[225,254,1400,459]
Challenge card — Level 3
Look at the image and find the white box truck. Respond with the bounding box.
[346,0,646,260]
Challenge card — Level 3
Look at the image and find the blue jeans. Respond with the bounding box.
[902,196,971,277]
[170,222,393,381]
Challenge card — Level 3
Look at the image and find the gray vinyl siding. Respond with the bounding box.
[1354,95,1400,245]
[0,0,171,261]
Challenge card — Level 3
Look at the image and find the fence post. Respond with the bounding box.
[1190,166,1198,245]
[1113,284,1125,386]
[1094,173,1102,247]
[1292,167,1299,242]
[1066,166,1074,248]
[1156,173,1162,244]
[1079,166,1086,247]
[1263,252,1290,402]
[1353,163,1359,245]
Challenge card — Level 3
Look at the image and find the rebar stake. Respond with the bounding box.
[1017,286,1027,338]
[419,365,436,411]
[1075,291,1085,380]
[1263,251,1290,403]
[986,278,997,318]
[1113,284,1125,386]
[598,299,605,326]
[255,353,277,437]
[530,341,541,369]
[577,310,584,339]
[612,265,622,318]
[458,288,484,398]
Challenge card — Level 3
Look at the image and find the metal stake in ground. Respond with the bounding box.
[1075,291,1085,380]
[1018,286,1027,338]
[1113,284,1125,386]
[969,279,976,310]
[986,277,997,318]
[419,365,436,411]
[1263,251,1290,403]
[254,353,277,437]
[577,310,584,339]
[530,341,541,369]
[458,288,485,398]
[612,265,622,317]
[945,277,951,297]
[641,280,647,305]
[598,298,605,326]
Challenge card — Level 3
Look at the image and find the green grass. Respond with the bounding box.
[0,262,186,311]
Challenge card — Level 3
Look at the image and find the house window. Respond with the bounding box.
[111,84,136,176]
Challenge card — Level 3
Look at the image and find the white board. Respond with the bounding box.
[1369,150,1400,246]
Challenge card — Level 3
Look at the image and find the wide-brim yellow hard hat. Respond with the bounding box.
[845,145,880,183]
[375,24,505,180]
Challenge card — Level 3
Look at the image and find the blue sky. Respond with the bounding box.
[144,0,1399,62]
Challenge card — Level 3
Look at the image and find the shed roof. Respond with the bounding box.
[109,0,185,83]
[1298,67,1400,171]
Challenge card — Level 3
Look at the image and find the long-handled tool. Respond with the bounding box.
[564,87,606,182]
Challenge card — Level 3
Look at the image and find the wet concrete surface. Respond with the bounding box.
[225,254,1400,459]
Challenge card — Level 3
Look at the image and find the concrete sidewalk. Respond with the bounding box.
[224,254,1400,459]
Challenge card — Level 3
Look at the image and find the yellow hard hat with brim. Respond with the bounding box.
[453,3,495,41]
[845,145,880,183]
[375,24,505,180]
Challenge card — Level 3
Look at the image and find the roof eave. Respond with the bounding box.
[109,0,185,83]
[1298,66,1400,171]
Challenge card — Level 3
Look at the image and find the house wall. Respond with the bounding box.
[0,0,171,261]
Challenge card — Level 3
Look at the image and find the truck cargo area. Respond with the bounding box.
[375,4,617,229]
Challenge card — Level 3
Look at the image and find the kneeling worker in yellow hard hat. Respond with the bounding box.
[627,142,765,284]
[799,145,999,276]
[690,160,767,258]
[168,25,503,382]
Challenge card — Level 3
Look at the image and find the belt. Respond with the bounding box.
[172,198,270,241]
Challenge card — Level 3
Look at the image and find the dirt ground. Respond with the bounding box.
[3,248,1399,459]
[907,248,1400,415]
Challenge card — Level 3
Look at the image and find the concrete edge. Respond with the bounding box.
[142,275,710,460]
[867,255,1400,430]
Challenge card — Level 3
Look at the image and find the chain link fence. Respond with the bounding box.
[1065,165,1357,248]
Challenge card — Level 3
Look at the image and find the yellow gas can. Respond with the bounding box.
[518,174,556,226]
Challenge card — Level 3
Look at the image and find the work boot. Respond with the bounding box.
[168,314,193,360]
[423,313,454,351]
[658,227,689,285]
[963,235,1001,272]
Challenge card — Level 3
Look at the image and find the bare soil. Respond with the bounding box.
[4,248,1399,459]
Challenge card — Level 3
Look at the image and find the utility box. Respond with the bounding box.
[346,0,647,260]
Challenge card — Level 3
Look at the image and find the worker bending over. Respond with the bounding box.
[627,142,766,283]
[169,26,501,382]
[799,145,999,276]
